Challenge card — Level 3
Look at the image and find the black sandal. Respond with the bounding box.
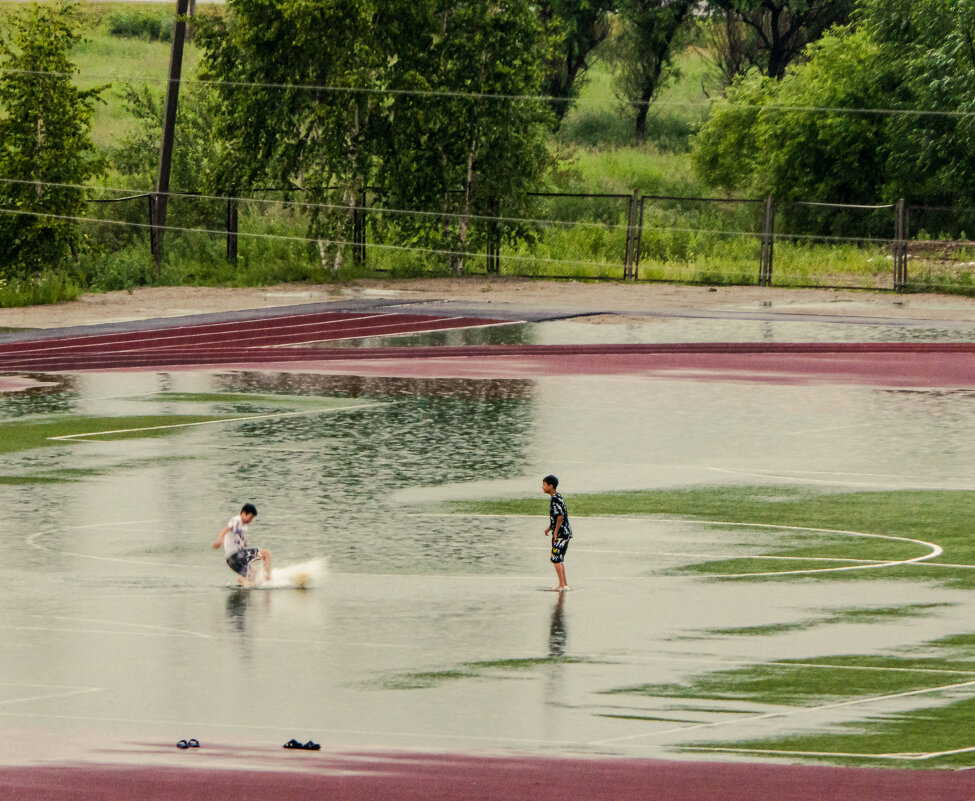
[283,739,303,749]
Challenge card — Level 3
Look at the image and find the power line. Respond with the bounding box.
[0,206,637,271]
[0,177,639,233]
[0,203,903,251]
[0,179,909,244]
[2,67,975,118]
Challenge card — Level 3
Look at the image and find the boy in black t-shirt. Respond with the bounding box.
[542,475,572,591]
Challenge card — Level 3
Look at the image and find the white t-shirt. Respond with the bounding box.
[223,515,248,557]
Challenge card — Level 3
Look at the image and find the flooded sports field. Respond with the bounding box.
[2,306,975,775]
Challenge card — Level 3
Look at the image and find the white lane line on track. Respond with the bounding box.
[0,313,510,360]
[289,319,523,347]
[0,311,385,354]
[591,677,975,746]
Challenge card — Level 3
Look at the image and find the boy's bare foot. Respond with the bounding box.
[558,586,570,592]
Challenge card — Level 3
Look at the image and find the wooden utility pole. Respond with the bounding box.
[152,0,190,263]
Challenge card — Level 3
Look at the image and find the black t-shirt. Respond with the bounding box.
[549,492,572,539]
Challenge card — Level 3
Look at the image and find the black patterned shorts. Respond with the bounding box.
[227,547,261,577]
[551,537,570,564]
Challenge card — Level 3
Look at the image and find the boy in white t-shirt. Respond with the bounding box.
[212,503,272,586]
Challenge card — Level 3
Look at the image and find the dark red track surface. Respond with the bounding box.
[0,307,972,386]
[4,752,975,801]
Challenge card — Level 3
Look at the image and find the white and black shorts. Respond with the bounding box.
[227,547,261,577]
[551,537,570,564]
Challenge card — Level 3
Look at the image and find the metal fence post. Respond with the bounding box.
[893,198,908,290]
[633,195,645,281]
[226,199,238,264]
[759,195,775,286]
[624,189,639,279]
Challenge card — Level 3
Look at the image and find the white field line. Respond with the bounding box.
[0,622,420,650]
[787,421,884,437]
[579,652,975,677]
[0,686,101,707]
[592,677,975,746]
[411,513,943,578]
[45,401,386,442]
[681,744,975,761]
[36,615,211,639]
[705,465,971,490]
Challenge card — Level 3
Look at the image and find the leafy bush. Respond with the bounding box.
[105,9,172,42]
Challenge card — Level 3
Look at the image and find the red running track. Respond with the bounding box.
[5,752,975,801]
[0,310,508,372]
[0,310,973,388]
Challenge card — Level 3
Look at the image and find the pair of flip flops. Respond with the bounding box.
[283,738,320,751]
[176,739,200,749]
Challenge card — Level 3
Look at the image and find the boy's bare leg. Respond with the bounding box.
[259,549,272,578]
[555,563,569,591]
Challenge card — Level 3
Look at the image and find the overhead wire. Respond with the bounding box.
[0,201,913,249]
[1,66,974,118]
[0,177,641,233]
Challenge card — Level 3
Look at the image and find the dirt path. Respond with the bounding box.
[2,277,975,330]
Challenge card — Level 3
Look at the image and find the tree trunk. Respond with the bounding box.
[454,141,477,275]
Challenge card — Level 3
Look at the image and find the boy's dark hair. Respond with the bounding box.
[543,475,559,488]
[241,503,258,517]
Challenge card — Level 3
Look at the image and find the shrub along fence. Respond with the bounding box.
[87,188,975,293]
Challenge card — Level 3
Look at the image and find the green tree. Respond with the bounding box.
[379,0,554,273]
[537,0,612,124]
[199,0,553,274]
[609,0,697,140]
[857,0,975,208]
[705,0,854,81]
[693,0,975,235]
[0,2,104,278]
[199,0,414,271]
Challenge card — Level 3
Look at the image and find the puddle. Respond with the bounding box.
[0,354,973,765]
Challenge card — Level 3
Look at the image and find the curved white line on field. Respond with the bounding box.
[23,515,943,580]
[411,513,943,579]
[701,522,942,578]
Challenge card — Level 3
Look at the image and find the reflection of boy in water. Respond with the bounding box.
[549,591,567,657]
[542,475,571,591]
[212,503,272,586]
